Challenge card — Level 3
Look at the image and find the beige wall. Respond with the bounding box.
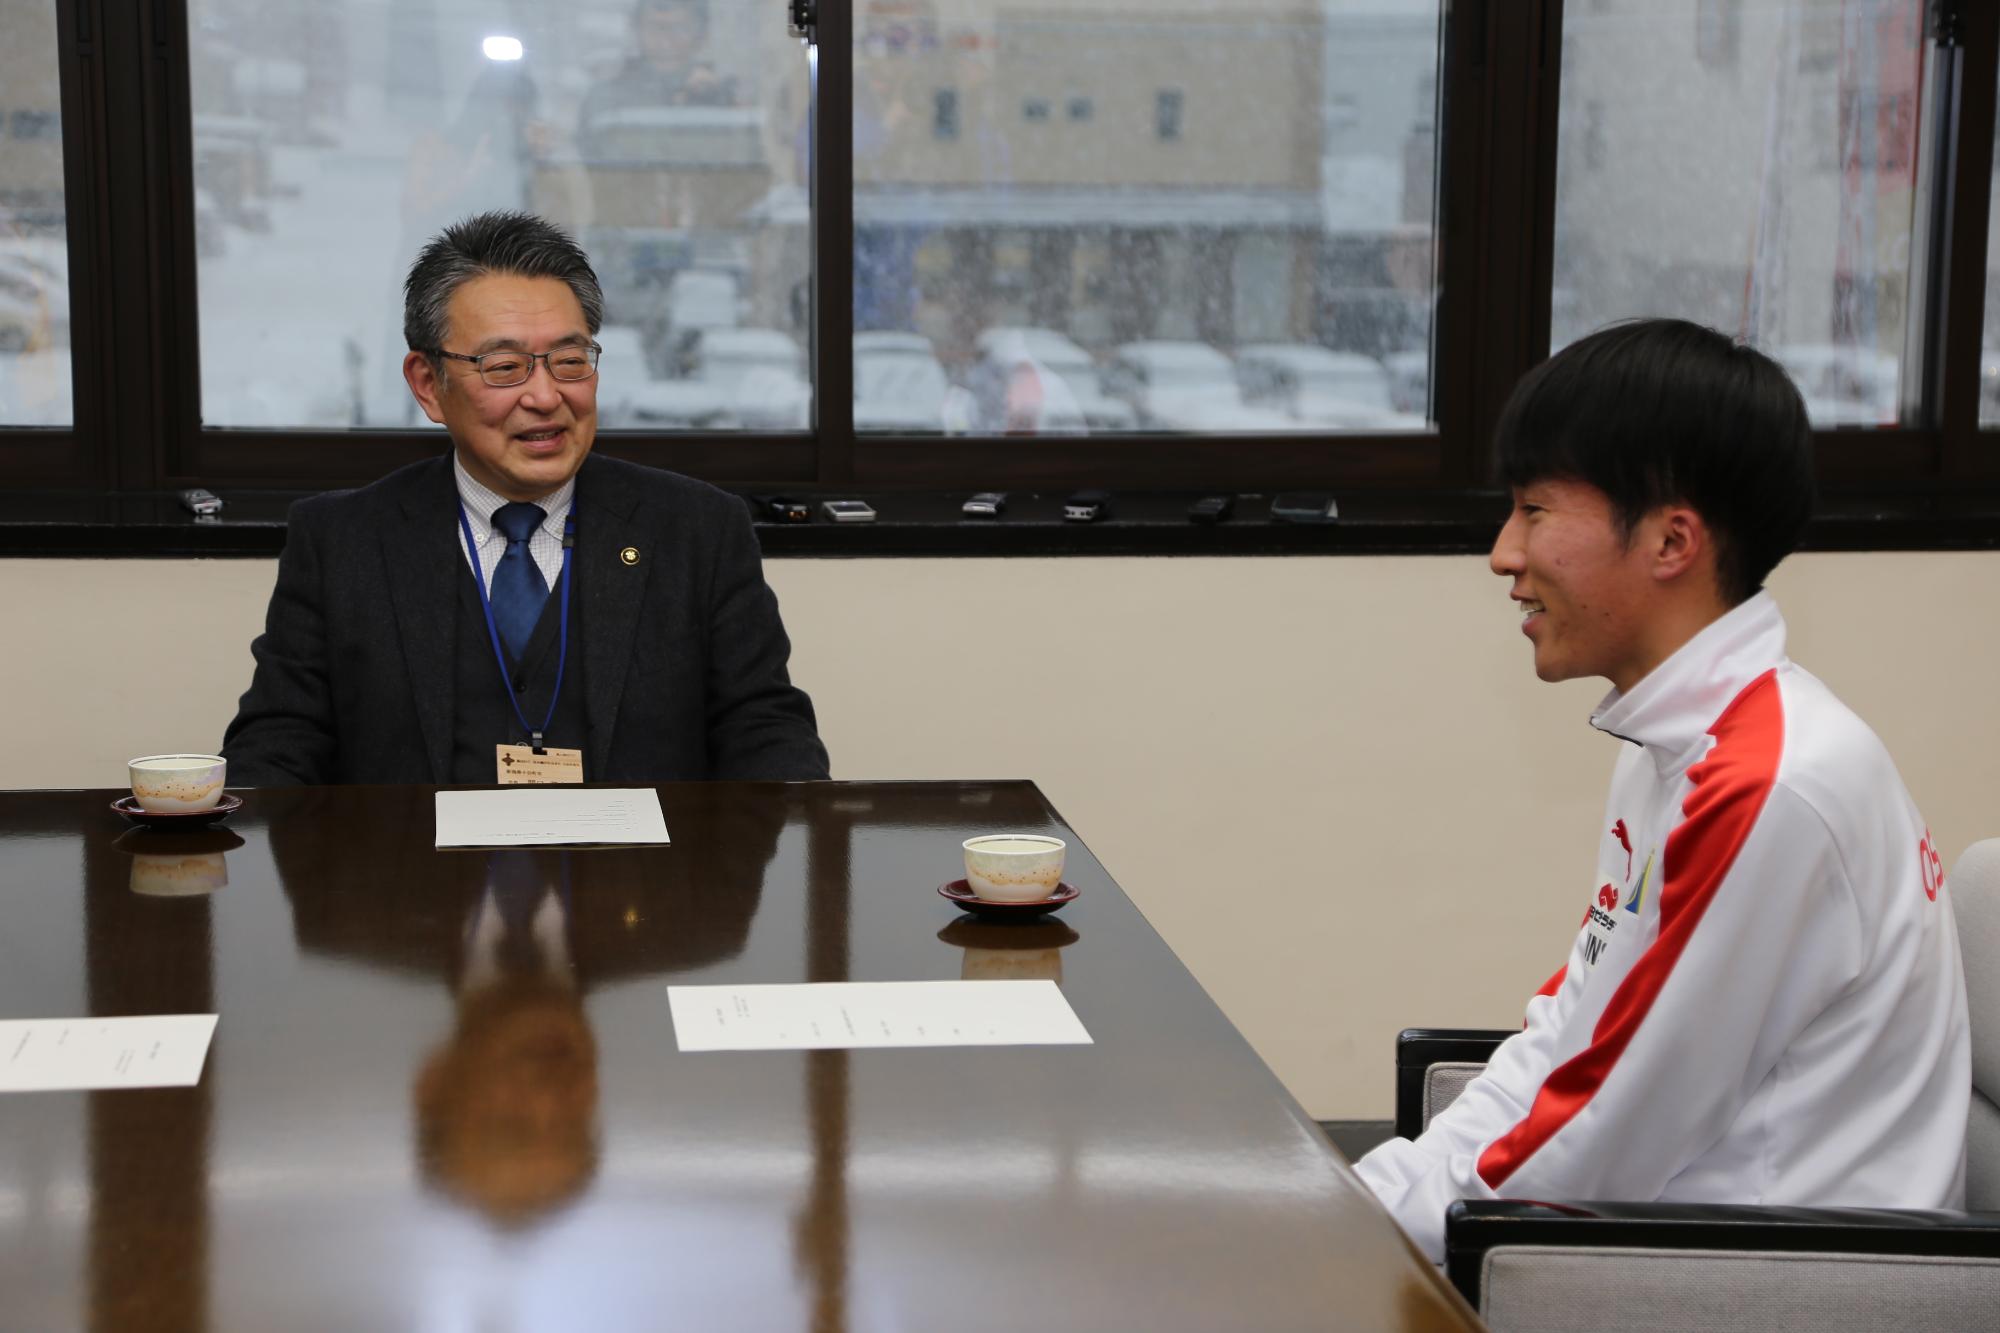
[7,551,1996,1117]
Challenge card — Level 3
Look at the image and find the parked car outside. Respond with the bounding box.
[969,327,1133,432]
[0,241,67,354]
[0,268,39,354]
[1772,342,1901,427]
[1382,348,1429,416]
[1235,342,1425,430]
[591,326,652,427]
[854,330,949,431]
[623,315,738,427]
[1101,341,1295,431]
[624,376,737,428]
[642,267,745,375]
[681,326,810,430]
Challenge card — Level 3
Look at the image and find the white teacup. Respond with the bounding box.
[962,834,1067,903]
[128,754,228,813]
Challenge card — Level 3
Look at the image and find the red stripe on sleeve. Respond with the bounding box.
[1476,669,1785,1191]
[1524,964,1568,1028]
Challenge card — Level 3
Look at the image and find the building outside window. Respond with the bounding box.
[849,0,1442,436]
[0,0,71,427]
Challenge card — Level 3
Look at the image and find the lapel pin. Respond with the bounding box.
[620,546,640,566]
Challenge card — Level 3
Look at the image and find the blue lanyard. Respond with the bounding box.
[457,501,575,753]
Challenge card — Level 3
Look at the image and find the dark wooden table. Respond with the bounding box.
[0,782,1480,1332]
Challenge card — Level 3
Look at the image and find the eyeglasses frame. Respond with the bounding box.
[429,341,604,387]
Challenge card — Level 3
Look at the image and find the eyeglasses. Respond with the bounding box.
[432,342,602,388]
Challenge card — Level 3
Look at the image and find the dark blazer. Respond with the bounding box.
[222,452,829,785]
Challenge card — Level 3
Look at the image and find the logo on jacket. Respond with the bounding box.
[1920,829,1944,903]
[1611,819,1634,881]
[1626,850,1653,915]
[1582,883,1623,968]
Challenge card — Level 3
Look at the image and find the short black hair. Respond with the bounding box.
[1494,318,1815,604]
[403,211,604,355]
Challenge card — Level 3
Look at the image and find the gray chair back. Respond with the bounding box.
[1423,1063,1485,1131]
[1953,839,2000,1210]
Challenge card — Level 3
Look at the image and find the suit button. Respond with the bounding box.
[513,679,527,694]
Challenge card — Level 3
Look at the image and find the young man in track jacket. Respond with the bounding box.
[1355,318,1970,1263]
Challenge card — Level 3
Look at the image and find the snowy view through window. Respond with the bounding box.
[1555,0,1927,429]
[188,0,813,430]
[15,2,1947,437]
[184,0,1443,435]
[0,2,71,427]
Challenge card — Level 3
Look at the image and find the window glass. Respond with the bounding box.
[1982,90,2000,427]
[852,0,1442,435]
[1555,0,1927,428]
[189,0,810,430]
[0,1,72,427]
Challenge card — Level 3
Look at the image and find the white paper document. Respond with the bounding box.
[0,1015,218,1093]
[668,980,1093,1052]
[435,787,672,847]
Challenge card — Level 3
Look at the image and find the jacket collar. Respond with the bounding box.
[1589,591,1789,772]
[570,456,652,777]
[386,455,463,782]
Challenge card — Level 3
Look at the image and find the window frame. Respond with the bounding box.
[2,0,1996,536]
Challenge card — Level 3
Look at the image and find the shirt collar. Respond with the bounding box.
[452,454,576,542]
[1588,591,1789,770]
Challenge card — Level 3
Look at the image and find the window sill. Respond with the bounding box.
[0,490,1996,558]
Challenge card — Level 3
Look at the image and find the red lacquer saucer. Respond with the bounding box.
[938,879,1079,920]
[111,793,244,828]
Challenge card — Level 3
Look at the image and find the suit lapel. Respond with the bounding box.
[384,455,462,783]
[575,458,652,776]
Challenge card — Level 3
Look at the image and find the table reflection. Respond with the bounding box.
[265,788,785,1235]
[414,851,601,1226]
[798,801,853,1333]
[115,828,244,898]
[937,917,1081,983]
[82,828,217,1333]
[268,784,782,985]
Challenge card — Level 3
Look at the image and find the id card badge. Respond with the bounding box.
[496,744,585,784]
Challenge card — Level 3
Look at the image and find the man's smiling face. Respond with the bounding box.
[1489,477,1661,693]
[406,272,598,501]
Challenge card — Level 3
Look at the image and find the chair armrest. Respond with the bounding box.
[1394,1028,1513,1139]
[1445,1199,2000,1311]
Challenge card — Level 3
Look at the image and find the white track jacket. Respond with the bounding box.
[1357,592,1969,1263]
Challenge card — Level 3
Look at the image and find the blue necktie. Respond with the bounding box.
[488,502,549,660]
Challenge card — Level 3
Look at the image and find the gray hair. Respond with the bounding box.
[403,211,605,355]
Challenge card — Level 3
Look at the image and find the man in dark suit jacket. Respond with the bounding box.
[223,210,828,785]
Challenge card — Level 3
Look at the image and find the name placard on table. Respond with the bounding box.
[1,1015,218,1093]
[435,787,672,848]
[668,980,1093,1052]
